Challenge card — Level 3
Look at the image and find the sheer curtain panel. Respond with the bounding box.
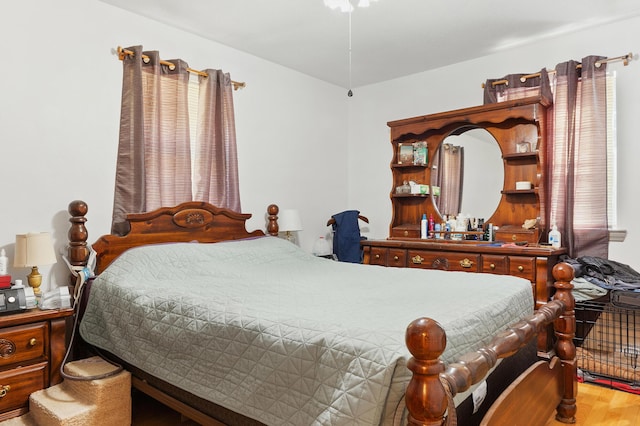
[112,46,241,234]
[433,144,464,217]
[547,56,609,258]
[193,69,241,212]
[483,56,610,258]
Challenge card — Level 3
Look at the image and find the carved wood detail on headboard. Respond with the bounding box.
[67,201,280,276]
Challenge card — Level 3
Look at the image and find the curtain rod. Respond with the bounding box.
[482,52,633,88]
[117,46,246,91]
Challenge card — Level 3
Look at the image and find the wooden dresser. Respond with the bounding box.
[365,96,566,351]
[366,95,564,302]
[0,308,74,421]
[362,239,566,310]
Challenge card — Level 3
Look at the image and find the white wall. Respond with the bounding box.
[2,1,639,292]
[0,0,348,291]
[348,15,640,271]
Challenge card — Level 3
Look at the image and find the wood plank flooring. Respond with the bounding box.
[131,382,640,425]
[545,382,640,426]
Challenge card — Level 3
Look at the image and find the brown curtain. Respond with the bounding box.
[112,46,241,234]
[193,69,241,211]
[547,56,609,258]
[433,144,464,217]
[484,69,552,103]
[483,56,609,258]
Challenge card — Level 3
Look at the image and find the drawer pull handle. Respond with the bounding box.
[29,338,37,347]
[374,254,380,259]
[393,256,399,261]
[460,258,473,268]
[518,265,524,272]
[411,255,424,264]
[0,385,10,398]
[0,339,16,358]
[490,263,496,270]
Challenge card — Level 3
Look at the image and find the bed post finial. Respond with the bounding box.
[267,204,279,236]
[405,317,448,425]
[68,200,89,275]
[552,262,577,424]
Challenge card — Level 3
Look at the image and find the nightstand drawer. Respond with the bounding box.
[0,323,47,367]
[0,363,46,413]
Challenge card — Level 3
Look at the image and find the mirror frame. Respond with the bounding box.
[430,127,504,221]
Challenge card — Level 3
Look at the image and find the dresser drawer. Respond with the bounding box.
[407,251,480,272]
[0,323,47,368]
[369,247,387,266]
[369,247,406,267]
[0,363,47,413]
[386,249,406,267]
[482,255,508,274]
[508,256,536,282]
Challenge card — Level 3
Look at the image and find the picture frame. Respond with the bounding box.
[516,141,531,153]
[413,141,428,165]
[398,143,414,164]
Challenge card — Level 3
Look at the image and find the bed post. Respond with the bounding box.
[267,204,279,236]
[68,200,90,278]
[551,262,577,423]
[405,317,448,425]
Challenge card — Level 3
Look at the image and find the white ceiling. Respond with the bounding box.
[101,0,640,88]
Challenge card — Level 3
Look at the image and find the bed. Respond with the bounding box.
[66,200,577,426]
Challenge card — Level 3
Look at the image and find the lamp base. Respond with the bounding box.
[27,266,43,296]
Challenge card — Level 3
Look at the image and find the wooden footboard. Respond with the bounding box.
[405,262,577,425]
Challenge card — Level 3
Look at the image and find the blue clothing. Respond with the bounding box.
[331,210,363,263]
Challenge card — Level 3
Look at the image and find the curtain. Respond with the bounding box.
[193,69,241,211]
[547,56,609,258]
[484,69,552,103]
[112,46,241,234]
[433,144,464,217]
[483,56,609,258]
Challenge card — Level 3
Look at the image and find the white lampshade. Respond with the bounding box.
[279,209,303,232]
[14,232,57,268]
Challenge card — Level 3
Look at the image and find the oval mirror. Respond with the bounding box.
[430,128,503,220]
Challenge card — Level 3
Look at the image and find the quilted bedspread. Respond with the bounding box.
[79,236,533,426]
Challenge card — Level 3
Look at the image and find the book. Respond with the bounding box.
[413,141,428,165]
[397,143,414,164]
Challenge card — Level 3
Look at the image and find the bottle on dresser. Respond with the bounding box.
[548,223,561,248]
[0,249,7,275]
[421,214,428,239]
[428,214,435,238]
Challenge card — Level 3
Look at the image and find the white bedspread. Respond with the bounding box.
[79,236,533,426]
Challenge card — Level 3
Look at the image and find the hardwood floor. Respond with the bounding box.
[544,382,640,426]
[131,382,640,425]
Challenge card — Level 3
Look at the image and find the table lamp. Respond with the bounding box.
[14,232,57,296]
[278,209,303,243]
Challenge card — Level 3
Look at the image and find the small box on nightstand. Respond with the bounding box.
[0,275,11,289]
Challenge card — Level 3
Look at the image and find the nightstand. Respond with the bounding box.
[0,308,74,421]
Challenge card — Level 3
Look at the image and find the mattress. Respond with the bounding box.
[79,236,533,426]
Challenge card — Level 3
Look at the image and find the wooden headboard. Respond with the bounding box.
[68,200,280,275]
